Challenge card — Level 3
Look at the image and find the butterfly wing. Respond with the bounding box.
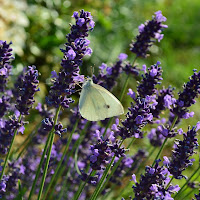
[79,84,108,121]
[91,83,124,118]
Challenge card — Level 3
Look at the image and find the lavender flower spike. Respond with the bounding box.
[137,61,163,98]
[171,69,200,119]
[46,10,95,108]
[130,11,167,58]
[118,96,153,139]
[15,66,39,115]
[167,124,199,179]
[132,160,179,199]
[0,40,13,92]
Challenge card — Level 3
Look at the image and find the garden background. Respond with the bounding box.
[1,0,200,199]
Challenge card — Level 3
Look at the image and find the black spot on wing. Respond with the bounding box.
[104,104,110,109]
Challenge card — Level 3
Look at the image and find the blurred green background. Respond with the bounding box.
[1,0,200,199]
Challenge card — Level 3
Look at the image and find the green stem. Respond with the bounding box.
[119,74,130,102]
[119,55,137,101]
[37,106,61,200]
[0,114,22,180]
[99,138,135,194]
[90,157,116,200]
[174,165,200,199]
[152,116,178,167]
[42,119,79,199]
[37,132,55,200]
[57,171,70,200]
[16,123,41,159]
[182,188,197,200]
[73,170,96,200]
[74,144,81,175]
[165,176,174,189]
[47,121,90,198]
[28,131,52,200]
[90,140,124,200]
[151,138,168,167]
[103,118,113,137]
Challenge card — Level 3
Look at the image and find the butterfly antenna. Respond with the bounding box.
[90,66,94,77]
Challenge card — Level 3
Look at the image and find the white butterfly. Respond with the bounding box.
[79,78,124,121]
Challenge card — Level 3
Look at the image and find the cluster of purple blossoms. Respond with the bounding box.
[150,86,175,119]
[0,41,13,92]
[93,53,138,90]
[0,95,10,118]
[116,62,164,140]
[118,96,153,139]
[171,69,200,119]
[0,160,25,199]
[123,61,141,76]
[148,126,165,147]
[46,10,94,108]
[163,125,199,179]
[188,181,200,189]
[131,160,180,200]
[90,130,126,171]
[0,175,8,198]
[14,66,39,115]
[0,41,14,118]
[0,115,23,155]
[79,171,99,186]
[137,61,163,98]
[32,118,67,144]
[130,11,168,58]
[90,135,113,171]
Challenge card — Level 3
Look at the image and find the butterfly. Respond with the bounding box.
[79,78,124,121]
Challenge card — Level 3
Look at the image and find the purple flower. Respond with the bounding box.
[51,70,58,78]
[171,70,200,119]
[66,48,76,60]
[122,62,140,76]
[132,161,178,199]
[168,125,199,179]
[79,171,98,186]
[118,97,153,139]
[46,10,94,108]
[194,191,200,200]
[90,137,112,170]
[0,95,10,118]
[14,66,39,115]
[54,122,67,137]
[0,175,8,197]
[137,62,163,98]
[130,174,137,183]
[0,40,13,92]
[127,89,136,99]
[130,11,167,58]
[147,126,165,147]
[118,53,128,60]
[93,59,124,90]
[0,115,23,155]
[0,159,24,199]
[77,18,85,26]
[150,86,175,119]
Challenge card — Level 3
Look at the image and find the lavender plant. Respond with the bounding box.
[0,9,199,200]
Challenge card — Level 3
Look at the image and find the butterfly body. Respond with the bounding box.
[79,78,124,121]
